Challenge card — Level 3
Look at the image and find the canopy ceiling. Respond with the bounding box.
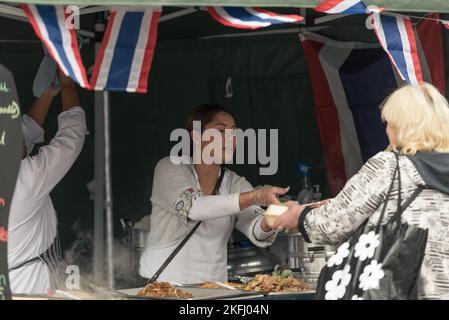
[2,0,449,13]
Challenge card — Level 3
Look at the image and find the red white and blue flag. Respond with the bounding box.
[90,8,161,93]
[207,7,303,29]
[300,31,444,195]
[416,14,446,95]
[371,13,423,85]
[314,0,378,15]
[21,4,91,89]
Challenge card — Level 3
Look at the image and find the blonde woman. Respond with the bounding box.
[274,82,449,299]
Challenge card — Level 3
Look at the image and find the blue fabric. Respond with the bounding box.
[36,5,76,81]
[105,12,144,91]
[344,2,368,14]
[379,14,411,83]
[339,47,395,161]
[224,7,292,25]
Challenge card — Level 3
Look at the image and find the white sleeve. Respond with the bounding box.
[252,214,277,241]
[231,175,277,247]
[188,193,240,221]
[190,192,277,245]
[22,114,45,155]
[150,159,243,225]
[22,107,86,198]
[235,206,277,248]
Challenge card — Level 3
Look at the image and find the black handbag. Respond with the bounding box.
[315,152,428,300]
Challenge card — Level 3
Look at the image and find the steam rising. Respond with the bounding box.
[64,220,141,289]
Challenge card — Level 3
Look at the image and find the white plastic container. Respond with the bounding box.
[264,204,288,228]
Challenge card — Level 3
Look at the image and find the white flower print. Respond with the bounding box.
[327,242,350,267]
[359,260,385,291]
[325,265,352,300]
[351,295,363,300]
[354,231,380,261]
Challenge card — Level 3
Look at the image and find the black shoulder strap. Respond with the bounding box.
[377,152,425,227]
[402,187,424,211]
[148,168,226,283]
[212,167,226,196]
[391,152,425,224]
[375,152,399,232]
[391,186,425,224]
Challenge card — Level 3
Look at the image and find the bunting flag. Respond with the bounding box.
[207,7,303,29]
[90,8,161,93]
[314,0,382,15]
[301,31,444,195]
[300,32,395,195]
[416,14,446,94]
[21,4,91,89]
[371,13,423,85]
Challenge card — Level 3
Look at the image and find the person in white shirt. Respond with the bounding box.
[139,104,288,284]
[8,70,86,295]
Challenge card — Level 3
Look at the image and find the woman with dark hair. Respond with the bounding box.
[139,104,288,284]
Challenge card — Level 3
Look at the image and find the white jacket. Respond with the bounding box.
[139,156,276,284]
[8,107,86,295]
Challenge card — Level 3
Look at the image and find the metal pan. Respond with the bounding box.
[118,286,261,300]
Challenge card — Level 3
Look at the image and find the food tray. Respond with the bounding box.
[224,290,315,300]
[265,290,315,300]
[118,286,263,300]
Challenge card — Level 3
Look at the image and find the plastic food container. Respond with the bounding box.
[264,204,288,228]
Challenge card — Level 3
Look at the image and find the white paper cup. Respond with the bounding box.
[264,204,288,228]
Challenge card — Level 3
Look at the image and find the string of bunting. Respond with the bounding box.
[314,0,449,28]
[313,0,447,85]
[20,1,449,91]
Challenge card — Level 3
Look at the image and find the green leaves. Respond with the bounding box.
[272,265,293,278]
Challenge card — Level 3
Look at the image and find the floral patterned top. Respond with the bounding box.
[299,151,449,299]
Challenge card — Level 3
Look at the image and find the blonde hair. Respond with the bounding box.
[381,82,449,155]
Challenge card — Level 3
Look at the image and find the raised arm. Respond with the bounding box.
[22,86,60,155]
[59,70,80,112]
[21,71,86,198]
[26,86,60,127]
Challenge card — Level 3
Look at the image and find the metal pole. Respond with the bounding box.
[103,90,115,289]
[93,14,105,286]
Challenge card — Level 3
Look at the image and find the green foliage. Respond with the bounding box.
[272,265,293,278]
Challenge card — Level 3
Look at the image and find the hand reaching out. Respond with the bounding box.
[252,186,290,206]
[272,201,304,232]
